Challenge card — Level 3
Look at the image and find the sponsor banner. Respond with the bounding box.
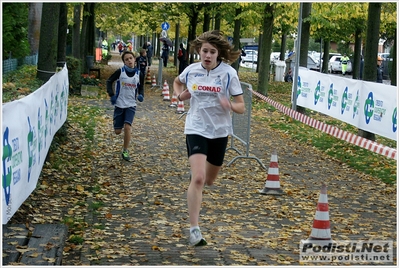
[296,68,397,141]
[300,240,394,264]
[2,66,69,224]
[250,89,397,159]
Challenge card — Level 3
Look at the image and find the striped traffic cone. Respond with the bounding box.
[151,75,157,87]
[163,80,170,101]
[176,100,185,114]
[169,94,178,107]
[146,67,151,84]
[302,184,333,246]
[259,151,284,195]
[162,80,168,96]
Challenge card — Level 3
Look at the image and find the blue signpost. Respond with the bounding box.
[161,22,170,31]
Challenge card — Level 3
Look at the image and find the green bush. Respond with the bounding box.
[2,3,30,60]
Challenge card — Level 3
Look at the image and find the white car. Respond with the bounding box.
[270,52,289,63]
[242,50,258,63]
[328,55,352,74]
[290,55,320,71]
[378,52,392,61]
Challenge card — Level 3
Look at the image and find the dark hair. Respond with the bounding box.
[190,30,241,63]
[121,51,135,62]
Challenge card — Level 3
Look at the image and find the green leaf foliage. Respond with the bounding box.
[3,3,30,59]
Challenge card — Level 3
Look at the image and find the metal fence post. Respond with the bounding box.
[226,82,267,170]
[156,57,163,90]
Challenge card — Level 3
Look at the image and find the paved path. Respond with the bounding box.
[59,51,397,265]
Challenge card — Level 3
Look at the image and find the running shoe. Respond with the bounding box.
[122,150,130,161]
[189,228,207,246]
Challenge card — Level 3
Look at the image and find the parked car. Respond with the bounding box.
[270,52,289,63]
[290,54,320,71]
[311,52,322,63]
[326,53,341,60]
[319,53,341,68]
[242,50,258,63]
[378,52,392,61]
[378,53,392,79]
[328,55,352,74]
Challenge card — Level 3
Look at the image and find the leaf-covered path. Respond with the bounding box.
[62,60,396,265]
[3,53,396,266]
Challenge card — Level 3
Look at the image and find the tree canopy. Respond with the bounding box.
[3,3,30,59]
[4,2,396,60]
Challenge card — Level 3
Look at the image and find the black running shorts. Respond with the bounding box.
[186,134,228,166]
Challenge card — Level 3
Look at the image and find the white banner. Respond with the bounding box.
[2,66,69,224]
[295,68,397,141]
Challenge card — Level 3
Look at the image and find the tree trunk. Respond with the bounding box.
[297,2,312,114]
[279,33,287,61]
[80,4,89,64]
[174,22,180,67]
[187,26,193,64]
[391,28,396,86]
[87,4,96,57]
[72,4,81,59]
[214,7,221,30]
[36,3,60,82]
[256,32,262,73]
[363,3,381,83]
[322,39,330,73]
[203,3,211,33]
[231,7,242,72]
[57,3,67,68]
[257,3,274,96]
[358,2,381,141]
[81,3,95,73]
[299,3,311,68]
[28,3,42,56]
[352,27,362,80]
[152,32,157,49]
[187,8,199,64]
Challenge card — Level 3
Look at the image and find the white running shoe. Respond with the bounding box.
[189,228,207,246]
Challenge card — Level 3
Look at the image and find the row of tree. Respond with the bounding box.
[4,3,396,85]
[3,2,396,140]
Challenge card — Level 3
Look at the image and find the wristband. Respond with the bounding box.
[177,93,182,101]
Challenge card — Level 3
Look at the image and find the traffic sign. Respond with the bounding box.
[161,22,170,31]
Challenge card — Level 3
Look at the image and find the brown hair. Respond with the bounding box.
[121,50,135,62]
[190,30,241,63]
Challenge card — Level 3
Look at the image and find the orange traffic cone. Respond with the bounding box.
[259,151,284,195]
[163,80,170,101]
[146,67,151,84]
[302,184,333,246]
[169,94,178,107]
[176,100,185,114]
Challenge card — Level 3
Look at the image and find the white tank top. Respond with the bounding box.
[115,67,140,108]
